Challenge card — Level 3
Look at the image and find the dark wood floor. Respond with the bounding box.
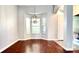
[1,39,76,53]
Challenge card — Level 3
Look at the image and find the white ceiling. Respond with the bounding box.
[18,5,53,15]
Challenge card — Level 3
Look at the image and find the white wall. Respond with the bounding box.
[17,6,25,39]
[57,11,64,40]
[0,6,17,50]
[48,14,58,39]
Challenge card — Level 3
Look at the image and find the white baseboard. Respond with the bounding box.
[54,40,73,51]
[18,38,47,40]
[0,40,19,53]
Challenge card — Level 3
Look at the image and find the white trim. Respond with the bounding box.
[46,39,58,40]
[18,38,48,40]
[0,39,19,53]
[18,38,31,40]
[54,40,73,51]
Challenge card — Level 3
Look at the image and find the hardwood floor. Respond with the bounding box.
[1,39,74,53]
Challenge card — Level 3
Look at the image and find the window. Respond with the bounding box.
[32,18,41,34]
[25,15,47,38]
[42,17,46,34]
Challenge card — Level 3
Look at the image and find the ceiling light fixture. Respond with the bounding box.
[32,6,39,24]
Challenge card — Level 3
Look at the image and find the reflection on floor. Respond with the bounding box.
[2,39,74,53]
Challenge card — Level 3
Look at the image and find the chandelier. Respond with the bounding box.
[32,6,39,24]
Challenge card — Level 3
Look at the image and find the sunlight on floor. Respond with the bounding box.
[25,45,32,53]
[32,43,40,53]
[25,43,40,53]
